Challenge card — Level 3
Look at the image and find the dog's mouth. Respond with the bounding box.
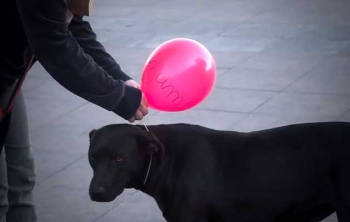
[89,188,124,202]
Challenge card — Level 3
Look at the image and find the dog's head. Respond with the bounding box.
[88,124,163,202]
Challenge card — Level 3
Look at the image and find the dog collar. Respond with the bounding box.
[142,124,152,186]
[143,152,153,185]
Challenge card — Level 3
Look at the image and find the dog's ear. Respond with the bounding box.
[89,129,96,141]
[137,132,164,155]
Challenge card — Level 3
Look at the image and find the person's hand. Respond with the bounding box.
[125,79,148,123]
[125,79,140,89]
[128,94,148,123]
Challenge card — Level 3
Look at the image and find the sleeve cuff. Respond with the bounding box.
[112,67,132,82]
[113,85,142,120]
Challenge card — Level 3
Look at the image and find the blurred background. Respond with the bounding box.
[24,0,350,221]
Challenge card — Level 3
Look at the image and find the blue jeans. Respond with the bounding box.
[0,89,36,222]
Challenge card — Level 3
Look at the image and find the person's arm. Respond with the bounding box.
[68,15,132,82]
[16,0,141,120]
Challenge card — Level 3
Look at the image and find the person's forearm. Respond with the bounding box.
[16,0,141,120]
[68,15,132,82]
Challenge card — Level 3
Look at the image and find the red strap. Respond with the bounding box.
[0,54,34,125]
[6,55,34,113]
[0,107,4,123]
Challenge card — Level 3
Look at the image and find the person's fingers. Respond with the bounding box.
[142,93,148,102]
[127,95,149,123]
[128,116,135,123]
[134,110,143,121]
[138,95,149,116]
[139,105,149,116]
[142,96,148,107]
[125,79,140,89]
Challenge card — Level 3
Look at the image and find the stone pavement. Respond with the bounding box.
[21,0,350,221]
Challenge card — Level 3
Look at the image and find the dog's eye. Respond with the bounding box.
[115,155,123,163]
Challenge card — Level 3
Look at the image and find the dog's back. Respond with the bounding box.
[149,122,350,221]
[211,122,350,221]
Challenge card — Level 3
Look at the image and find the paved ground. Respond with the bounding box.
[21,0,350,221]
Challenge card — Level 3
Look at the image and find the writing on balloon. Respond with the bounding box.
[144,60,187,108]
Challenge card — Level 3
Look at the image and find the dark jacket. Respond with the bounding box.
[0,0,141,120]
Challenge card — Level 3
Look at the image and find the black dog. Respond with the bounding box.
[88,122,350,222]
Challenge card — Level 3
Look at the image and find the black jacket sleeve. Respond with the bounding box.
[16,0,141,120]
[68,15,132,82]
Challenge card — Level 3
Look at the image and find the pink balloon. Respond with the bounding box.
[140,38,216,112]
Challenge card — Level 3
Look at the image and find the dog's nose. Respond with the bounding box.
[90,186,106,196]
[96,186,105,194]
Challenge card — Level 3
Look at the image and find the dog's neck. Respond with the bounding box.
[142,151,153,185]
[132,124,193,215]
[132,125,165,193]
[133,148,164,195]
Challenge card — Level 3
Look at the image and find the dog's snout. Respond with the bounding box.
[91,186,105,195]
[89,186,116,202]
[90,187,106,200]
[97,186,105,194]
